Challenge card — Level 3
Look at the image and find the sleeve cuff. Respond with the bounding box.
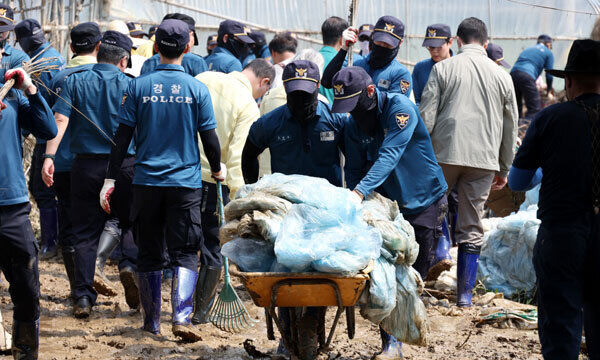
[354,184,371,198]
[497,170,509,178]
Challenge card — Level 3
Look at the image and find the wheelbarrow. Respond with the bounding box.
[232,263,373,359]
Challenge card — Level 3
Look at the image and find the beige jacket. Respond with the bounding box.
[419,44,518,177]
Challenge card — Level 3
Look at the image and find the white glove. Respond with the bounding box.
[341,28,358,51]
[211,162,227,183]
[4,67,33,91]
[99,179,116,214]
[350,189,364,206]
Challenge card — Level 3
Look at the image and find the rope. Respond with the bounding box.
[502,0,600,16]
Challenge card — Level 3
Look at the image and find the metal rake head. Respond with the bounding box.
[208,283,257,333]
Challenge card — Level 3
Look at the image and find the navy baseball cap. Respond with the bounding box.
[358,24,373,41]
[218,20,254,44]
[282,60,320,94]
[486,43,510,68]
[537,34,552,43]
[147,25,158,38]
[249,31,266,47]
[127,22,145,37]
[0,3,14,32]
[15,19,45,51]
[207,34,217,46]
[422,23,451,48]
[372,16,404,48]
[155,19,189,53]
[331,66,373,113]
[163,13,198,45]
[102,30,133,67]
[71,22,101,48]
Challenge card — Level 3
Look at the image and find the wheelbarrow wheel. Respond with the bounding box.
[297,310,319,360]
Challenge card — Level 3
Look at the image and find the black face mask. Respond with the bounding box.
[224,37,250,60]
[350,89,378,135]
[287,90,319,125]
[0,38,7,50]
[368,42,399,69]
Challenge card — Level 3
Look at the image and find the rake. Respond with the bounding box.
[207,181,257,333]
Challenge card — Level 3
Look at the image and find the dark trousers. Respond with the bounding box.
[111,158,138,272]
[54,171,76,248]
[533,216,600,360]
[199,181,229,268]
[404,195,448,279]
[28,142,56,209]
[132,186,203,273]
[70,155,135,304]
[511,70,542,120]
[0,203,40,322]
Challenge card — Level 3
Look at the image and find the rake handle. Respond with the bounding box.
[217,181,231,283]
[0,79,15,102]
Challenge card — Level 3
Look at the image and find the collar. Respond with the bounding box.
[458,43,486,56]
[2,43,13,55]
[67,55,96,68]
[156,63,185,72]
[93,63,121,72]
[320,46,337,53]
[230,71,252,94]
[213,46,235,58]
[31,42,51,57]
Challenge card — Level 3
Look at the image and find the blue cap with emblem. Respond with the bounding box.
[330,66,373,113]
[14,19,45,53]
[163,13,199,46]
[282,60,320,94]
[102,30,133,68]
[127,22,145,37]
[71,22,102,48]
[486,43,510,68]
[148,25,158,38]
[372,15,404,48]
[0,3,14,32]
[207,34,218,46]
[218,20,254,44]
[422,23,451,48]
[358,24,374,41]
[155,19,190,53]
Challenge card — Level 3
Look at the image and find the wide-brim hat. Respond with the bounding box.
[546,39,600,78]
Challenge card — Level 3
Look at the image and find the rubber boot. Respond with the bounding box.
[137,271,162,334]
[11,319,38,360]
[119,266,140,310]
[426,219,453,281]
[276,307,291,355]
[73,296,91,318]
[456,244,480,307]
[171,267,203,342]
[191,265,221,325]
[61,246,76,300]
[375,327,403,359]
[93,225,120,297]
[38,207,58,260]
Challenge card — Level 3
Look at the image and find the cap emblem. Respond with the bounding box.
[295,68,307,77]
[428,29,436,38]
[384,23,395,32]
[333,84,344,96]
[0,9,6,16]
[243,26,250,34]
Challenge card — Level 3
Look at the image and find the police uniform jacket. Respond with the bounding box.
[355,54,412,97]
[141,52,208,77]
[205,46,242,73]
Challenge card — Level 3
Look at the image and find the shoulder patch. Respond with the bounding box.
[121,93,128,106]
[400,79,410,94]
[395,113,410,130]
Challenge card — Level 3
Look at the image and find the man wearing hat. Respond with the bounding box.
[322,15,413,97]
[127,22,145,39]
[206,19,254,73]
[242,30,271,66]
[13,18,65,261]
[510,34,554,120]
[486,43,511,69]
[101,18,222,342]
[0,3,29,79]
[140,13,207,77]
[412,24,453,106]
[357,23,373,56]
[331,66,446,359]
[205,34,217,57]
[41,30,136,319]
[147,25,157,39]
[509,39,600,360]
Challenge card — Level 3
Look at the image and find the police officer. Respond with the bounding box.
[101,19,222,342]
[45,22,100,299]
[510,34,554,120]
[486,43,511,69]
[140,13,207,76]
[508,39,600,360]
[127,21,145,39]
[412,24,452,106]
[331,66,448,360]
[323,16,412,97]
[205,34,217,57]
[0,4,29,79]
[357,24,373,56]
[0,62,57,359]
[205,19,254,73]
[14,18,65,260]
[147,25,158,39]
[41,30,136,318]
[243,30,271,66]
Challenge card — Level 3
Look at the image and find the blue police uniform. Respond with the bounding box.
[242,53,255,67]
[511,43,554,119]
[243,45,271,66]
[205,46,242,73]
[0,86,56,354]
[0,44,29,78]
[140,52,208,76]
[411,58,434,106]
[52,62,135,305]
[345,90,447,278]
[248,101,347,187]
[512,43,554,85]
[30,42,65,105]
[354,55,412,97]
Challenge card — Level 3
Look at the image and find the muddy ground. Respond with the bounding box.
[0,257,564,360]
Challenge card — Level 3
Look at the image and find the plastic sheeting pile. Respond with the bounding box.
[478,185,541,297]
[221,174,429,345]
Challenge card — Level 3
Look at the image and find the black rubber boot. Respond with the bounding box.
[191,266,221,325]
[93,225,120,297]
[119,266,140,310]
[61,246,76,300]
[11,319,38,360]
[39,207,58,260]
[73,296,91,319]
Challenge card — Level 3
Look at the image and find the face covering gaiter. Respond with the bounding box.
[350,89,378,135]
[222,37,250,60]
[287,90,319,125]
[368,42,399,69]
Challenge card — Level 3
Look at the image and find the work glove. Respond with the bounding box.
[341,28,358,51]
[99,179,116,214]
[0,100,6,111]
[5,67,33,91]
[211,162,227,182]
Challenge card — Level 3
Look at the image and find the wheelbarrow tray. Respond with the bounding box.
[238,271,369,308]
